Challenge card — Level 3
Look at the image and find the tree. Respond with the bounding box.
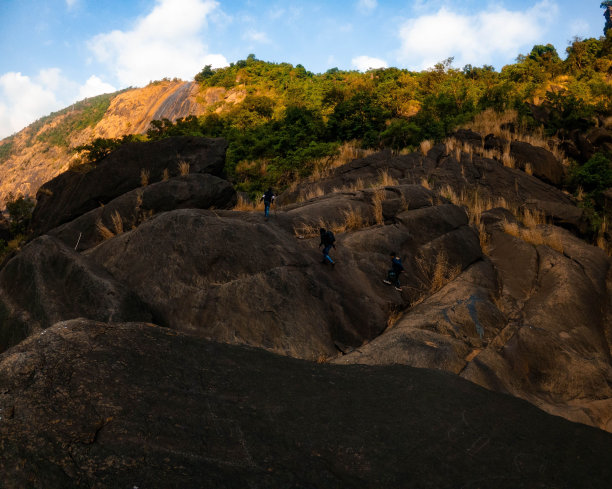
[194,64,214,83]
[326,91,389,146]
[602,1,612,35]
[73,135,138,162]
[5,193,35,236]
[571,152,612,195]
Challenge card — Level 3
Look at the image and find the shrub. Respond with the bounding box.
[5,193,35,236]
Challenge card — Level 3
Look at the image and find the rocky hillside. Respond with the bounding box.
[0,79,246,205]
[0,133,611,487]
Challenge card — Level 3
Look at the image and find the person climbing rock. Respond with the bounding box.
[260,188,275,218]
[319,227,336,267]
[383,252,403,290]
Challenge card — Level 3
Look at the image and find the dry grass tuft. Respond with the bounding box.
[178,160,190,175]
[420,177,431,190]
[140,169,150,187]
[372,189,386,225]
[503,219,564,253]
[524,163,533,175]
[522,208,546,229]
[341,207,365,231]
[595,218,610,255]
[162,168,170,181]
[415,251,462,296]
[110,210,124,234]
[233,195,264,212]
[293,218,328,238]
[466,109,518,139]
[96,220,115,240]
[420,140,433,155]
[377,169,399,187]
[463,108,572,168]
[301,185,326,201]
[385,308,405,331]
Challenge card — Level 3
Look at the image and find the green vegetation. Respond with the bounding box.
[0,193,35,261]
[3,10,611,206]
[80,32,612,198]
[0,137,14,165]
[5,193,35,236]
[569,152,612,230]
[34,93,118,147]
[73,134,144,163]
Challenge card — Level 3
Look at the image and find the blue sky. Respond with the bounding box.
[0,0,608,139]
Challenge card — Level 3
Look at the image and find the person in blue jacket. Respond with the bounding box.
[383,252,404,290]
[319,228,336,267]
[260,188,275,218]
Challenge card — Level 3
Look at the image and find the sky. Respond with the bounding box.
[0,0,608,139]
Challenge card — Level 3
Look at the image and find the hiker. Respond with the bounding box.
[319,228,336,267]
[383,252,404,290]
[260,188,275,218]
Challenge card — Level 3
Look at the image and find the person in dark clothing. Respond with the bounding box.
[383,252,403,290]
[260,188,275,218]
[319,228,336,267]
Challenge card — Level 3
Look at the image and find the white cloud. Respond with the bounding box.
[352,55,388,71]
[0,69,118,140]
[243,30,271,44]
[78,75,117,100]
[66,0,78,9]
[357,0,377,14]
[569,19,590,37]
[88,0,228,87]
[397,1,558,70]
[0,71,62,139]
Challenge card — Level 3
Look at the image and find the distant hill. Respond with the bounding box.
[1,30,611,209]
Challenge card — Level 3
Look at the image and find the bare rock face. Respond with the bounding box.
[277,139,584,234]
[0,319,610,489]
[336,220,612,431]
[0,236,151,352]
[48,174,237,251]
[84,190,481,359]
[509,141,564,186]
[31,136,228,235]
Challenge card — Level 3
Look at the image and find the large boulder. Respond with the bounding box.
[334,260,505,373]
[279,141,574,230]
[509,141,564,186]
[31,136,228,235]
[48,174,237,251]
[84,190,480,359]
[337,220,612,432]
[0,319,610,489]
[0,235,151,352]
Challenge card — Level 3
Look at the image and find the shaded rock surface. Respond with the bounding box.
[509,140,564,186]
[84,188,481,359]
[277,139,586,234]
[0,319,610,489]
[48,174,237,251]
[1,134,611,440]
[336,223,612,431]
[0,236,151,352]
[31,136,228,235]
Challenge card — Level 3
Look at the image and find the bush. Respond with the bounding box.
[5,193,35,236]
[73,134,142,163]
[571,152,612,196]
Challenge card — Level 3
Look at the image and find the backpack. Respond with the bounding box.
[263,190,274,203]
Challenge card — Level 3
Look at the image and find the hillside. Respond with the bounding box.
[0,131,611,487]
[1,11,612,487]
[1,33,611,208]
